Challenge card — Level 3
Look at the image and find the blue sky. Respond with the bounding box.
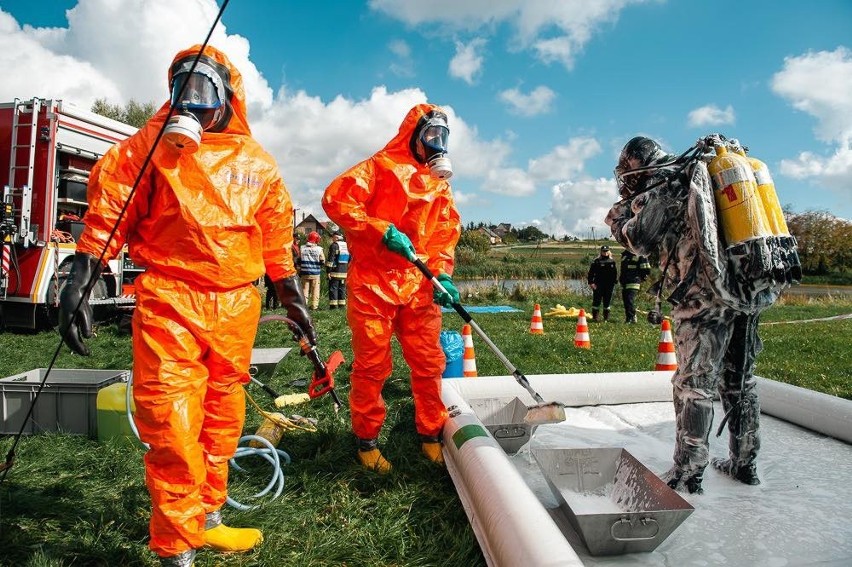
[1,0,850,238]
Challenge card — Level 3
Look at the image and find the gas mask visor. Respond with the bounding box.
[418,119,452,180]
[164,63,226,155]
[614,157,649,199]
[170,64,224,130]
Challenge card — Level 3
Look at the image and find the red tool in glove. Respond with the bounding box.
[259,314,345,413]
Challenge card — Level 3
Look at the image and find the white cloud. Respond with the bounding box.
[451,189,474,205]
[449,38,486,84]
[388,39,415,77]
[779,147,852,196]
[368,0,645,70]
[687,104,735,128]
[0,1,273,112]
[539,177,618,238]
[771,47,852,193]
[528,137,601,181]
[771,47,852,145]
[482,167,537,196]
[498,85,556,116]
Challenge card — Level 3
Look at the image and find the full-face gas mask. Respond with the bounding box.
[410,110,453,180]
[614,136,667,199]
[164,55,232,155]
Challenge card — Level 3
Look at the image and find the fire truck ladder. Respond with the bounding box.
[5,97,39,248]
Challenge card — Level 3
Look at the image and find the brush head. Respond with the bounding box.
[523,402,566,425]
[273,393,311,408]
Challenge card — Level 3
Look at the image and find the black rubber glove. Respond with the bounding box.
[273,275,318,345]
[58,252,102,356]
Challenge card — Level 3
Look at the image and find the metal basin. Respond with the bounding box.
[532,447,694,556]
[249,348,292,381]
[467,397,536,454]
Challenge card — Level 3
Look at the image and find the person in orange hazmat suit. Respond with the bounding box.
[58,45,317,567]
[322,103,461,473]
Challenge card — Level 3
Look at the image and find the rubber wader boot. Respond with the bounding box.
[357,438,392,473]
[591,308,599,322]
[421,436,445,465]
[711,457,760,485]
[663,467,704,495]
[203,510,263,553]
[160,550,195,567]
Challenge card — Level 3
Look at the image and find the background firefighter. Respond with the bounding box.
[325,232,349,309]
[587,245,618,321]
[619,249,650,323]
[606,136,795,495]
[58,45,317,566]
[322,103,461,473]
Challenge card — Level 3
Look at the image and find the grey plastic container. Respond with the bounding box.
[532,447,694,556]
[0,368,129,437]
[468,397,537,454]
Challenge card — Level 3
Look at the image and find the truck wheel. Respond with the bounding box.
[42,275,109,329]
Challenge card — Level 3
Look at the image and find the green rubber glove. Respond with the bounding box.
[382,224,416,261]
[433,273,461,307]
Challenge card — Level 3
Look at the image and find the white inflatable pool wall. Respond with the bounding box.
[440,371,852,567]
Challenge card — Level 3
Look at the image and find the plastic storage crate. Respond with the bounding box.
[0,368,130,437]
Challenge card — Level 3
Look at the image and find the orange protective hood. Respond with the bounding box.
[165,44,251,136]
[380,103,436,164]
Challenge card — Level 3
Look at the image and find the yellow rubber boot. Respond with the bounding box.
[421,441,445,465]
[203,524,264,553]
[358,448,392,473]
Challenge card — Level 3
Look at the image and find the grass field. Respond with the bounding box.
[0,288,850,566]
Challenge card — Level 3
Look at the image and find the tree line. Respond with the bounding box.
[462,212,852,280]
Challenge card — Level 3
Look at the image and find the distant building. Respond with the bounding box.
[294,213,329,238]
[476,226,502,245]
[494,223,512,239]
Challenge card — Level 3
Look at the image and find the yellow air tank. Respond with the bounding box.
[708,144,772,246]
[734,147,790,237]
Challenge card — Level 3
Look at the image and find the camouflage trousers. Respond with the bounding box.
[670,295,763,477]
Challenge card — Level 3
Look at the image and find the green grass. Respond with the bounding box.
[0,290,851,566]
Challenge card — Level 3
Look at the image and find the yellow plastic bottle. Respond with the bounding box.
[96,382,136,443]
[707,144,772,246]
[250,412,287,448]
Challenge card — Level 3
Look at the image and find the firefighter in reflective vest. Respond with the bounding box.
[619,249,651,323]
[325,232,349,309]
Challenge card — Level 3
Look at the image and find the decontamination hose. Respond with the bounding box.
[124,372,292,510]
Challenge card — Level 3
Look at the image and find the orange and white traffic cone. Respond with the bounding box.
[655,319,677,371]
[529,303,545,334]
[461,324,478,378]
[574,309,591,349]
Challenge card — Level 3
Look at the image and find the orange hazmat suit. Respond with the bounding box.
[77,45,299,557]
[322,103,461,442]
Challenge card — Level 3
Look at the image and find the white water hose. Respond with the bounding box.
[124,372,290,510]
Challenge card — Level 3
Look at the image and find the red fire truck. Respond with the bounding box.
[0,98,140,330]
